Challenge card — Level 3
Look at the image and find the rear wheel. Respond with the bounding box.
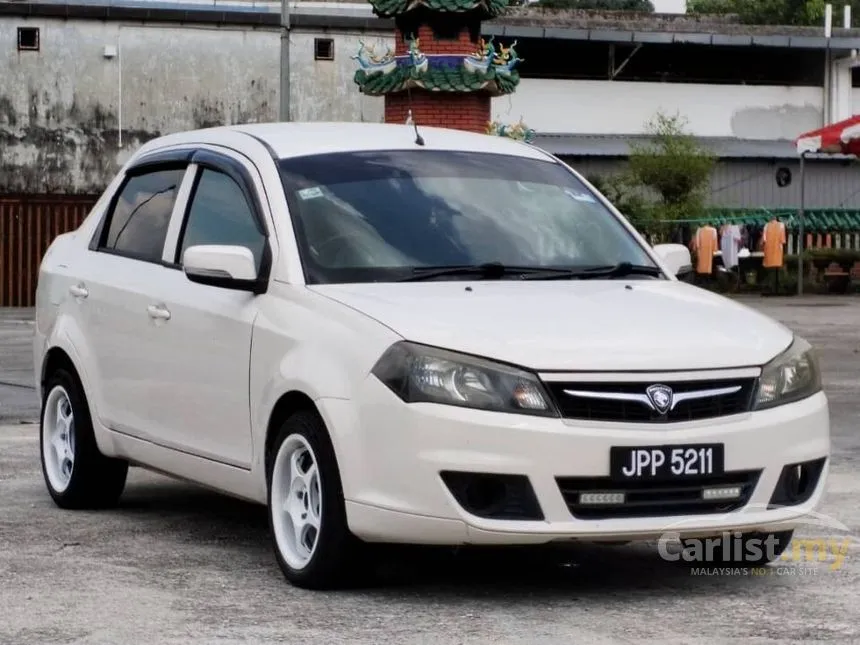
[40,368,128,509]
[266,410,368,590]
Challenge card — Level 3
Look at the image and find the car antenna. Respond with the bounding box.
[405,87,425,146]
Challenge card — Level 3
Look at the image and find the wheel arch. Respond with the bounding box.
[264,390,320,472]
[261,390,355,500]
[40,346,79,391]
[38,335,118,457]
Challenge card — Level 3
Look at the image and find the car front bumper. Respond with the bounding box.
[324,378,830,545]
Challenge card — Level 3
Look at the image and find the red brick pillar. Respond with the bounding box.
[384,24,491,134]
[384,93,490,134]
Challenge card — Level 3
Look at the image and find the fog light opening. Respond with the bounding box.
[768,458,826,508]
[786,463,811,500]
[463,478,508,516]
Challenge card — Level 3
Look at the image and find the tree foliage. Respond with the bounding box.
[586,172,653,229]
[686,0,829,25]
[627,112,715,223]
[534,0,654,11]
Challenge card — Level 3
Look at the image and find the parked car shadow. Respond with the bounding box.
[114,475,777,599]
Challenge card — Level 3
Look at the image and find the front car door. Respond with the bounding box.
[140,148,272,468]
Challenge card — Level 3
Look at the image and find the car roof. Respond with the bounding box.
[138,121,554,163]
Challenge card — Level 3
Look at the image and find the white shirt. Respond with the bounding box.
[720,224,742,269]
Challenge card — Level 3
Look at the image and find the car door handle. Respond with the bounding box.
[68,284,88,299]
[147,304,171,321]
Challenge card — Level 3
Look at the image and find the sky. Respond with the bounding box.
[651,0,686,12]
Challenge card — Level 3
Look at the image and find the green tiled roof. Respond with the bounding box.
[355,62,520,96]
[368,0,509,18]
[703,209,860,233]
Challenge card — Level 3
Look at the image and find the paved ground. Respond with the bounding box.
[1,297,859,645]
[0,308,37,424]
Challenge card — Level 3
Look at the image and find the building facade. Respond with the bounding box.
[5,0,860,306]
[3,0,860,207]
[1,5,391,194]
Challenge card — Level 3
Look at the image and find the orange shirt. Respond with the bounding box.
[762,220,786,268]
[693,226,718,274]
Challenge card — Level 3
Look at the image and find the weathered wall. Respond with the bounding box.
[0,18,389,194]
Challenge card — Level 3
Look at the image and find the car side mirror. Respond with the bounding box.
[652,243,693,277]
[183,244,264,293]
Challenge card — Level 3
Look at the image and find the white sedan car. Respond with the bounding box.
[34,122,829,589]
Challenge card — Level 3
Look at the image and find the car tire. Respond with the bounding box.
[266,409,367,590]
[681,529,795,566]
[40,368,129,509]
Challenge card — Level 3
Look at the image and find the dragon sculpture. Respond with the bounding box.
[406,36,428,73]
[352,39,396,76]
[486,117,536,143]
[463,37,521,75]
[463,37,497,74]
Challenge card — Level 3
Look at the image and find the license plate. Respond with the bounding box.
[610,444,725,480]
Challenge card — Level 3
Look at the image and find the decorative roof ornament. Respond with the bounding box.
[486,118,536,143]
[353,36,521,96]
[352,0,522,128]
[351,39,397,77]
[493,40,522,77]
[368,0,510,19]
[407,36,428,73]
[463,37,496,74]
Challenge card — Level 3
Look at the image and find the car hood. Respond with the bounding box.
[309,280,793,371]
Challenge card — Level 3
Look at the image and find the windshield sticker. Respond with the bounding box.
[298,186,324,200]
[565,189,596,203]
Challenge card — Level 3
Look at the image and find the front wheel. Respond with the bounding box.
[266,410,367,589]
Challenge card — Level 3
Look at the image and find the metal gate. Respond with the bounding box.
[0,195,98,307]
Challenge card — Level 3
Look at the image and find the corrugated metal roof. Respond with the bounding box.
[482,23,852,48]
[0,0,390,27]
[3,0,860,49]
[16,0,376,16]
[533,133,854,159]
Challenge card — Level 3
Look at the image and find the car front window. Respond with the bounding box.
[278,150,657,284]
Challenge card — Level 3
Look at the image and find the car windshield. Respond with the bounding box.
[277,149,658,284]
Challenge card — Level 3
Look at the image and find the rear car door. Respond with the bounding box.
[82,151,196,437]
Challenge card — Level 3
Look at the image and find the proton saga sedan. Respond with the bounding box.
[34,122,829,589]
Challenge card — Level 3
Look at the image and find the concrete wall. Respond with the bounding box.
[0,18,388,193]
[492,79,824,140]
[0,15,838,197]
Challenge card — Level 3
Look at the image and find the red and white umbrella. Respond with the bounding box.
[796,115,860,155]
[790,116,860,295]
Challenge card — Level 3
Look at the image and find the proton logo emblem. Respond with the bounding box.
[646,384,674,414]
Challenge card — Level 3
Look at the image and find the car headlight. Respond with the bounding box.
[753,337,822,410]
[371,341,558,417]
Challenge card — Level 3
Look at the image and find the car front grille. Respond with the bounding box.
[556,470,761,520]
[544,377,757,423]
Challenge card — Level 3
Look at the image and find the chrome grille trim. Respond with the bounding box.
[544,377,758,423]
[538,367,762,383]
[562,385,743,412]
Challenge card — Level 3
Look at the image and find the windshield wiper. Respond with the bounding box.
[398,262,575,282]
[521,262,663,280]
